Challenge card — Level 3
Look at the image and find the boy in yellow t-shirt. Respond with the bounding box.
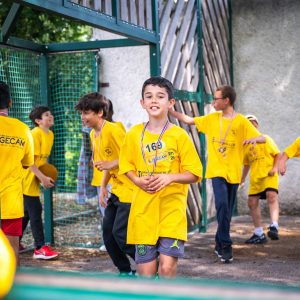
[0,81,34,265]
[119,77,202,278]
[21,106,58,260]
[75,92,135,275]
[279,137,300,175]
[241,115,280,243]
[169,85,265,263]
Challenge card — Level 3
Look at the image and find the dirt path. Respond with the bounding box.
[20,215,300,286]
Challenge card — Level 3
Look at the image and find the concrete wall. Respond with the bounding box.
[232,0,300,214]
[92,30,149,129]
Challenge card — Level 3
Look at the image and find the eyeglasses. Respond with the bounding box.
[213,97,224,101]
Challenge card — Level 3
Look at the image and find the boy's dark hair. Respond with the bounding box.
[216,85,236,106]
[0,81,11,109]
[75,92,108,118]
[105,98,114,122]
[29,106,51,126]
[141,76,174,100]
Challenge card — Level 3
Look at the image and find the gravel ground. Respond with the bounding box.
[20,215,300,286]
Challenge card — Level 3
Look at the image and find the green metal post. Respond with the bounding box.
[1,3,22,43]
[196,0,207,233]
[39,53,54,245]
[228,0,234,86]
[149,0,161,76]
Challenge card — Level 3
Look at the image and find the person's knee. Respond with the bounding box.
[159,261,176,277]
[267,192,278,204]
[248,198,259,210]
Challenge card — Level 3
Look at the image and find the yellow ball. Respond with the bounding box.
[39,163,58,181]
[0,229,16,298]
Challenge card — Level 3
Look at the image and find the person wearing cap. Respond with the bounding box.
[241,114,280,243]
[278,137,300,176]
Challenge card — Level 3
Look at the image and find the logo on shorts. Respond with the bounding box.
[170,239,180,249]
[137,244,147,256]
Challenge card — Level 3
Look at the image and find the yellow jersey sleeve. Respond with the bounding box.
[284,137,300,158]
[21,126,34,167]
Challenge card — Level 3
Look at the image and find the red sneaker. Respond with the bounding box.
[33,245,59,260]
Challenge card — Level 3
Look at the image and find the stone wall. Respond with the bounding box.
[232,0,300,214]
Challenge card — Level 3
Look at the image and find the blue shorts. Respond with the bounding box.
[135,237,185,264]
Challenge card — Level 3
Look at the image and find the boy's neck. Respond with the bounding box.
[94,118,105,133]
[0,109,8,117]
[39,125,50,133]
[222,106,235,118]
[146,116,169,133]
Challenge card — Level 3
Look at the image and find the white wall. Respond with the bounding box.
[92,30,150,129]
[233,0,300,214]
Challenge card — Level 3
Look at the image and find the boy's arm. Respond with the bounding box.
[95,159,118,171]
[126,171,154,194]
[240,165,250,186]
[169,109,195,125]
[99,170,111,208]
[148,171,199,193]
[29,163,54,188]
[243,135,266,145]
[278,152,289,176]
[268,153,280,176]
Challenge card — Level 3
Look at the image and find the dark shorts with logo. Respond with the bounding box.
[135,237,184,264]
[249,188,278,200]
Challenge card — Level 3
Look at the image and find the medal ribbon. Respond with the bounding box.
[140,120,169,176]
[219,112,235,145]
[92,120,106,166]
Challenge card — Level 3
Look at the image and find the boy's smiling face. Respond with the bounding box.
[80,109,103,128]
[36,110,54,129]
[140,84,174,118]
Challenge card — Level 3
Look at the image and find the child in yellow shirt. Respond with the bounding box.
[0,81,34,265]
[241,115,280,243]
[119,77,202,278]
[169,85,265,263]
[279,137,300,175]
[22,106,58,260]
[75,92,135,275]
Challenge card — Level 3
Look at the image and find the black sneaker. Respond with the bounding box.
[214,244,222,258]
[245,233,268,244]
[220,246,233,263]
[267,226,279,240]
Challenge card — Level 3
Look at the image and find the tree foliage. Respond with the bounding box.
[0,0,92,43]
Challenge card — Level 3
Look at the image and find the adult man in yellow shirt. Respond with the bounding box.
[169,85,265,263]
[0,81,34,265]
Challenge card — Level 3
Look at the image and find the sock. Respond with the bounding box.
[254,227,264,236]
[271,222,279,229]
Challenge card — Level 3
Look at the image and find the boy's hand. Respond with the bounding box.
[99,187,108,208]
[268,167,278,176]
[41,176,55,188]
[278,162,287,176]
[243,138,257,145]
[148,174,173,192]
[95,161,114,171]
[133,176,156,194]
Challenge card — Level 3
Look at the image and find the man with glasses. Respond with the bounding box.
[169,85,265,263]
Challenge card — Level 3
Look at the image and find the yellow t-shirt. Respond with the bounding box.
[23,127,54,197]
[194,112,261,184]
[0,117,34,219]
[90,121,133,203]
[284,137,300,158]
[244,135,280,194]
[119,123,203,245]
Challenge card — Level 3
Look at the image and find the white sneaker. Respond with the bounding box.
[99,245,107,252]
